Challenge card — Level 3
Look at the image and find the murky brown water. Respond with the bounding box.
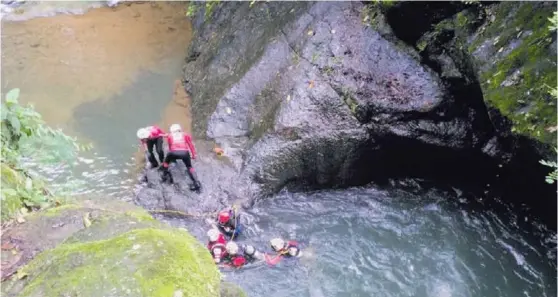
[1,1,192,138]
[1,2,194,198]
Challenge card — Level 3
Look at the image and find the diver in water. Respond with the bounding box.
[270,238,302,257]
[161,123,201,191]
[241,244,265,263]
[216,206,242,239]
[136,125,166,168]
[223,242,246,268]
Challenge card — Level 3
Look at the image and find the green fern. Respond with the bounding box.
[549,11,558,31]
[1,88,91,219]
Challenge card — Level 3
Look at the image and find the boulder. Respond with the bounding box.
[181,1,501,199]
[1,200,223,297]
[134,1,555,227]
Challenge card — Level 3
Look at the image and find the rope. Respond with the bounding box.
[148,209,216,219]
[229,205,239,241]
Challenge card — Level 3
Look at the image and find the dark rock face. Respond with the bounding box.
[136,1,555,227]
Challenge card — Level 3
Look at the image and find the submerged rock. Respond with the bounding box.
[1,200,223,297]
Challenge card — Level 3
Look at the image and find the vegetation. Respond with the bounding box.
[540,149,557,184]
[1,88,91,220]
[186,0,221,20]
[7,228,221,297]
[469,2,557,144]
[186,0,271,20]
[538,9,558,184]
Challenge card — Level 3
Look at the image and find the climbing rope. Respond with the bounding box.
[230,204,239,241]
[148,209,216,219]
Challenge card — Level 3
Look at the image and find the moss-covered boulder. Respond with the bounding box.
[6,229,220,297]
[467,2,557,145]
[220,282,247,297]
[1,200,223,297]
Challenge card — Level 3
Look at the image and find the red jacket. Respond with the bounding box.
[140,125,165,145]
[207,234,226,250]
[167,132,197,158]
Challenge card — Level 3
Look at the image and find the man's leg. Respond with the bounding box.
[155,137,165,164]
[181,151,201,190]
[146,139,159,168]
[161,152,176,183]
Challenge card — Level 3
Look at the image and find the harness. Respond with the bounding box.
[210,243,226,256]
[278,241,300,257]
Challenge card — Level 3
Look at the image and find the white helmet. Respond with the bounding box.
[136,128,150,140]
[244,245,256,256]
[270,238,285,252]
[169,124,182,133]
[207,229,220,242]
[226,241,239,255]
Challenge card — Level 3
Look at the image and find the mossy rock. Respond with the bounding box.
[5,228,220,297]
[1,163,28,221]
[0,200,159,283]
[220,282,247,297]
[468,2,557,145]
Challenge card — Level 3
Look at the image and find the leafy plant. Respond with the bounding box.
[540,158,557,184]
[536,12,558,185]
[549,11,558,31]
[185,0,221,21]
[1,88,91,219]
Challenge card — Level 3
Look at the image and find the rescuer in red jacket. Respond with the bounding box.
[136,125,166,168]
[161,123,201,191]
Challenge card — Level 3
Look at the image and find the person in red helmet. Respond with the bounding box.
[216,206,242,239]
[136,125,166,168]
[207,229,227,264]
[161,123,201,191]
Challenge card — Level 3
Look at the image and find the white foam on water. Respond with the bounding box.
[1,1,116,22]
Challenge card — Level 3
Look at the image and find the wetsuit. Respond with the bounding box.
[278,241,301,257]
[217,208,241,238]
[243,248,264,263]
[162,131,200,189]
[140,125,165,168]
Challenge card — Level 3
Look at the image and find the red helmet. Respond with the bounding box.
[218,211,231,225]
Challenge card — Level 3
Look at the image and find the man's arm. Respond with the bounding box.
[185,134,197,159]
[139,139,147,150]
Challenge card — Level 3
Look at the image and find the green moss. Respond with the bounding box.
[468,2,517,52]
[15,228,220,297]
[221,282,248,297]
[341,88,359,116]
[124,210,156,222]
[41,204,81,217]
[475,2,557,144]
[456,12,468,29]
[1,195,22,220]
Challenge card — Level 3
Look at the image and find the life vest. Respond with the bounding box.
[210,243,227,262]
[168,132,189,151]
[207,234,226,250]
[278,241,300,257]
